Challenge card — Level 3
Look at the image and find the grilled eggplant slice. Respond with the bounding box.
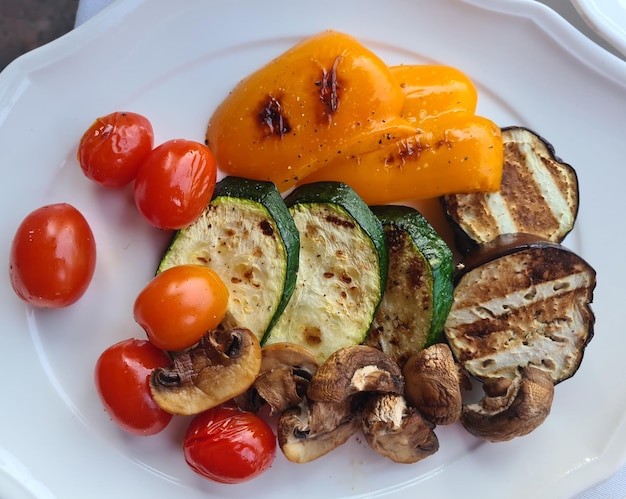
[158,176,299,343]
[264,182,388,363]
[365,205,454,367]
[444,233,595,384]
[443,127,579,252]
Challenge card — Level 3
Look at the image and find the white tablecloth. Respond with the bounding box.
[73,1,626,497]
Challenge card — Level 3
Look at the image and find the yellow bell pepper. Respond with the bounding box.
[206,30,414,190]
[390,65,478,123]
[300,113,503,205]
[207,31,503,203]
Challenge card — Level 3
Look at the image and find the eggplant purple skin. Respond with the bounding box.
[453,232,594,284]
[441,125,580,255]
[454,233,552,283]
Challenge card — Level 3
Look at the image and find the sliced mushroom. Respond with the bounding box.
[402,343,471,425]
[150,327,261,416]
[460,366,554,442]
[277,345,405,463]
[307,345,404,404]
[277,398,360,464]
[361,393,439,463]
[236,342,319,414]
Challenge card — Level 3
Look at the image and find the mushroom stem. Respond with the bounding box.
[277,398,360,464]
[361,393,439,463]
[307,345,404,403]
[236,343,319,415]
[277,345,407,463]
[460,366,554,442]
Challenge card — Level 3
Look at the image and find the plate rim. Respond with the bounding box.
[1,0,626,498]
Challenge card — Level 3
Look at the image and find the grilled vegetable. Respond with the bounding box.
[263,182,388,363]
[365,205,454,367]
[207,30,503,201]
[390,64,478,123]
[150,327,262,416]
[444,233,596,384]
[158,176,299,343]
[300,113,503,205]
[460,365,555,442]
[206,30,413,191]
[443,126,579,252]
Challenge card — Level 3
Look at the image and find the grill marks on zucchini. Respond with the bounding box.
[157,178,450,366]
[365,205,454,367]
[158,177,299,343]
[264,182,388,363]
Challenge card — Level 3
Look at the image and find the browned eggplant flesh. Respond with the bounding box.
[444,233,595,385]
[443,127,579,253]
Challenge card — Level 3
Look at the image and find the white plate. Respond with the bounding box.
[1,0,626,498]
[572,0,626,56]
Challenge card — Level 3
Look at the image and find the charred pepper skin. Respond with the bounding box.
[206,30,412,190]
[207,30,504,203]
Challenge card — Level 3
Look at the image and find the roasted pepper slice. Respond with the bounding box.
[390,65,478,123]
[300,113,503,205]
[206,30,412,190]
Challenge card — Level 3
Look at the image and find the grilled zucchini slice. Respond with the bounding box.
[365,205,454,367]
[264,181,388,363]
[158,176,299,343]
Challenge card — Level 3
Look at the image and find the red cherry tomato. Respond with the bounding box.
[94,338,173,436]
[134,139,217,230]
[9,203,96,308]
[133,264,229,351]
[77,111,154,188]
[183,403,276,484]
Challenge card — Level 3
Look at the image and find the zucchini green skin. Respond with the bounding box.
[265,181,388,363]
[212,176,300,337]
[158,176,299,344]
[283,182,388,288]
[366,204,454,366]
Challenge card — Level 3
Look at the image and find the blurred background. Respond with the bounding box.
[1,0,79,71]
[1,0,622,73]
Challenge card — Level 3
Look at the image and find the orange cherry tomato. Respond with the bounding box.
[183,403,276,484]
[9,203,96,308]
[134,139,217,230]
[95,338,172,436]
[133,264,229,351]
[77,111,154,188]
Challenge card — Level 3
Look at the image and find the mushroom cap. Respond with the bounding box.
[277,398,360,464]
[460,365,554,442]
[238,342,320,414]
[150,327,261,415]
[402,343,467,425]
[307,345,404,403]
[361,393,439,463]
[260,342,320,374]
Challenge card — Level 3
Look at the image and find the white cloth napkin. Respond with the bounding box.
[73,1,625,498]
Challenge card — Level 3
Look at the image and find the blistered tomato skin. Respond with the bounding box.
[95,338,173,436]
[78,111,154,188]
[183,404,277,484]
[134,139,217,230]
[9,203,96,308]
[133,264,229,351]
